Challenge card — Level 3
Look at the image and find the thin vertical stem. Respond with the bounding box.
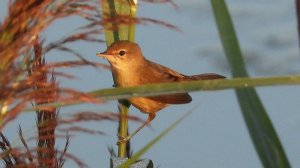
[101,0,137,159]
[107,0,120,42]
[128,0,137,42]
[117,101,130,157]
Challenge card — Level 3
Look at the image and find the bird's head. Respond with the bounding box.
[96,40,144,69]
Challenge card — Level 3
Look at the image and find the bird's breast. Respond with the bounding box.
[112,67,142,87]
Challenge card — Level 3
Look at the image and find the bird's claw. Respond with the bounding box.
[117,134,130,145]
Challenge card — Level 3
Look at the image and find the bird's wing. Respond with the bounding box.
[138,60,225,104]
[149,93,192,104]
[145,60,185,82]
[143,60,192,104]
[183,73,226,80]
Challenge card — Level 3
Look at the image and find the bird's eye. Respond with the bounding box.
[118,50,126,56]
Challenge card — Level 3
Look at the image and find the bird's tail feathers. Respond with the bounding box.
[184,73,225,80]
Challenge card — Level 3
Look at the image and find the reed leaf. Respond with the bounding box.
[211,0,291,167]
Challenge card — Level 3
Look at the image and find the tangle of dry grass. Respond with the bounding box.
[0,0,179,167]
[0,0,105,130]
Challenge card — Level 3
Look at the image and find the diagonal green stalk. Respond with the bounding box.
[119,108,194,168]
[101,0,137,159]
[211,0,290,167]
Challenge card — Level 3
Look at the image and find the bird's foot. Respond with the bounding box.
[116,134,131,145]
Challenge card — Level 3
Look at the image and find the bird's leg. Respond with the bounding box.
[117,112,156,145]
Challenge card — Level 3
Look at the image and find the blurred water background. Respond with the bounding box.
[1,0,300,167]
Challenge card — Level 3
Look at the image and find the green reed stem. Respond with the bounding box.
[101,0,137,159]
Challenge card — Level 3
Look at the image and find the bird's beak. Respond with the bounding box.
[96,52,111,58]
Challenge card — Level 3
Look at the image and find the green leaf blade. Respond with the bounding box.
[236,88,290,167]
[211,0,291,167]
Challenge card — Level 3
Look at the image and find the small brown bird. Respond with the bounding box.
[97,40,225,143]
